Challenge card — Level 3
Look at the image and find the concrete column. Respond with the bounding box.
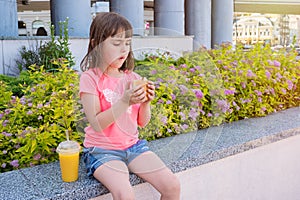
[0,0,18,37]
[185,0,211,50]
[50,0,91,37]
[110,0,144,36]
[212,0,233,48]
[154,0,184,35]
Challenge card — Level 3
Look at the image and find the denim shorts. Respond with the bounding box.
[82,139,150,177]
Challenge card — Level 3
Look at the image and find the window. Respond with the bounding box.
[18,21,26,29]
[32,20,44,29]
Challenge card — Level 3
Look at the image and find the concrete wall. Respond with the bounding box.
[0,36,193,75]
[92,134,300,200]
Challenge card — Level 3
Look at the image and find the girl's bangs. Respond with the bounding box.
[110,21,133,38]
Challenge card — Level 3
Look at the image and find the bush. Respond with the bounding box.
[0,71,33,97]
[135,44,300,140]
[1,43,299,172]
[0,61,84,172]
[15,19,75,73]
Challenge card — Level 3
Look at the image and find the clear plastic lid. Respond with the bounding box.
[56,140,81,154]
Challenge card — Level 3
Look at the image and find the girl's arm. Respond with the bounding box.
[81,83,147,132]
[81,93,130,132]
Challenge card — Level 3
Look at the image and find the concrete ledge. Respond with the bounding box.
[0,107,300,200]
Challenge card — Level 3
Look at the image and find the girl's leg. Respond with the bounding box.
[128,151,181,200]
[93,160,134,200]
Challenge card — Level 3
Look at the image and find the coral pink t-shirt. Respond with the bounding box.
[79,68,142,150]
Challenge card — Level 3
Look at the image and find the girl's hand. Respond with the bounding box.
[144,80,155,103]
[121,83,147,105]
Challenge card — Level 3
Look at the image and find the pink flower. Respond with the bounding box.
[287,80,293,90]
[254,90,262,96]
[258,97,262,103]
[180,124,189,131]
[179,112,186,120]
[276,72,283,79]
[169,65,176,70]
[192,89,204,99]
[267,60,273,65]
[265,70,271,79]
[33,153,42,161]
[178,85,188,95]
[273,60,281,67]
[189,108,199,121]
[27,110,33,115]
[247,70,256,78]
[171,94,176,100]
[216,99,230,113]
[5,109,11,115]
[224,88,235,95]
[241,82,246,89]
[188,68,195,73]
[2,132,12,137]
[194,66,201,70]
[10,160,19,168]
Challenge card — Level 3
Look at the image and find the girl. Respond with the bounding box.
[79,12,180,200]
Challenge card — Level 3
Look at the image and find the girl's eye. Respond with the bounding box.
[126,42,131,46]
[113,43,121,46]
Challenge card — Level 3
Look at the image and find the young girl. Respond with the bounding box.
[79,12,180,200]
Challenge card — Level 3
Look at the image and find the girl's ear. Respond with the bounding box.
[91,39,95,48]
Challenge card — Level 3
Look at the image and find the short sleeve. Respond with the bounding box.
[79,72,99,97]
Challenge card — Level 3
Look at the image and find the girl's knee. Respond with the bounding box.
[162,174,181,195]
[111,187,135,200]
[170,175,181,192]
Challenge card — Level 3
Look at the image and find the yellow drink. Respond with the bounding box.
[56,140,81,182]
[59,152,79,182]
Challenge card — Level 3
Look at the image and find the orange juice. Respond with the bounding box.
[59,152,79,182]
[56,140,81,182]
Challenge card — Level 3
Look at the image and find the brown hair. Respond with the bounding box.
[80,12,134,72]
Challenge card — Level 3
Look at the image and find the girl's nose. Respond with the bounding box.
[121,43,128,53]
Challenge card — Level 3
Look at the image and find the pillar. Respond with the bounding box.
[154,0,184,35]
[110,0,144,36]
[212,0,233,48]
[185,0,211,50]
[50,0,91,37]
[0,0,18,37]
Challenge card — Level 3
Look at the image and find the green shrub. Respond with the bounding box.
[0,71,33,97]
[0,61,84,172]
[15,19,74,73]
[135,44,300,140]
[1,43,299,172]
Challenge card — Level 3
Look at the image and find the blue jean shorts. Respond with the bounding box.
[82,139,150,177]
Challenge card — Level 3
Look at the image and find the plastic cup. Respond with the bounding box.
[56,140,81,182]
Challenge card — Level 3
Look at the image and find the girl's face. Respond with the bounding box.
[100,31,131,71]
